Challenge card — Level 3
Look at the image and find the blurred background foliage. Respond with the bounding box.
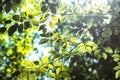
[0,0,120,80]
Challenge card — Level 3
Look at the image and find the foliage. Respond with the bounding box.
[0,0,120,80]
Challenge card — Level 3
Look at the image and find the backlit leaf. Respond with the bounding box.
[29,74,35,80]
[104,47,113,53]
[102,52,107,60]
[86,41,95,47]
[49,21,55,29]
[79,43,86,53]
[56,67,61,74]
[42,56,48,63]
[86,46,92,54]
[48,64,53,69]
[53,61,60,67]
[115,70,120,79]
[49,72,56,78]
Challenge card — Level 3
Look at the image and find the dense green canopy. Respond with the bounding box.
[0,0,120,80]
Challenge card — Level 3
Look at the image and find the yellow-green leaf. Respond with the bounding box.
[40,67,47,75]
[52,16,58,23]
[53,61,61,67]
[86,46,92,54]
[56,67,61,74]
[49,72,56,78]
[42,56,48,63]
[49,21,55,29]
[92,44,98,51]
[94,49,101,55]
[104,47,113,53]
[17,72,27,80]
[29,74,35,80]
[102,52,107,60]
[79,43,86,53]
[115,70,120,79]
[86,41,95,47]
[25,60,33,69]
[26,8,31,15]
[48,64,53,69]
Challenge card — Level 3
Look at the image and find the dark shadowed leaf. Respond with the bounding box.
[33,60,39,65]
[18,24,23,33]
[29,15,33,19]
[0,27,6,33]
[50,7,56,14]
[39,24,45,31]
[15,0,21,4]
[39,38,49,44]
[46,32,53,37]
[24,21,31,29]
[12,15,19,21]
[4,20,11,24]
[45,0,48,3]
[0,6,3,13]
[40,33,47,37]
[8,23,18,36]
[41,6,48,13]
[12,71,20,77]
[5,4,11,13]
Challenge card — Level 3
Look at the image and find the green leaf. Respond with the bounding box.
[20,12,26,17]
[48,72,56,78]
[42,56,48,63]
[114,66,120,70]
[39,38,49,44]
[41,6,48,13]
[55,40,60,51]
[92,44,98,51]
[104,47,113,53]
[53,61,61,67]
[49,21,55,29]
[102,28,112,38]
[102,52,107,60]
[86,46,92,54]
[0,27,6,33]
[56,67,61,74]
[17,72,27,80]
[79,43,86,53]
[48,64,53,69]
[29,74,35,80]
[94,49,101,55]
[113,58,120,62]
[86,41,95,47]
[115,70,120,79]
[60,72,70,78]
[112,54,120,58]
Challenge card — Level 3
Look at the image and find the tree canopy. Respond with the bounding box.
[0,0,120,80]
